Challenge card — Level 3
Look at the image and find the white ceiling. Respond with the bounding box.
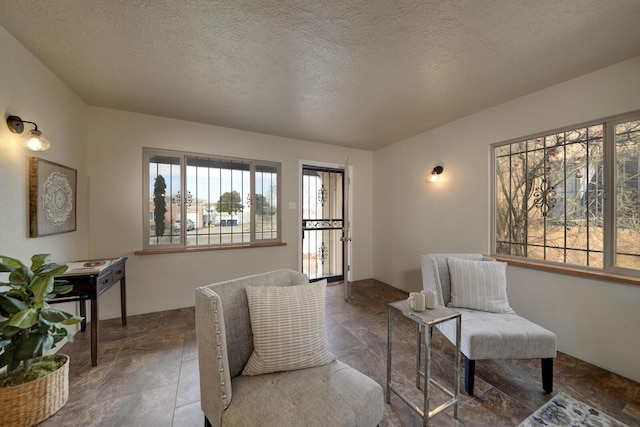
[2,1,640,151]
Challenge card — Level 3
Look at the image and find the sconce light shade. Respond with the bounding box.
[429,165,444,182]
[6,115,51,151]
[24,129,51,151]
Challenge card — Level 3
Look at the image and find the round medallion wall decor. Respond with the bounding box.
[42,172,73,225]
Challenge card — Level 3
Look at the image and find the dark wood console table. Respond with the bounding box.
[53,257,127,366]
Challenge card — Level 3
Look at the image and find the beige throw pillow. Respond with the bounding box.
[242,280,335,376]
[447,257,515,314]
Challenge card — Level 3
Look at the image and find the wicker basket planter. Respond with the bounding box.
[0,354,69,427]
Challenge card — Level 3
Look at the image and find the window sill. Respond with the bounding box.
[491,255,640,287]
[135,242,287,255]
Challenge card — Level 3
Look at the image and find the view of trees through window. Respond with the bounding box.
[615,119,640,269]
[495,115,640,273]
[144,149,280,249]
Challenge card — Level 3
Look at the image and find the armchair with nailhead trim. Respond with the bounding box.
[195,269,384,427]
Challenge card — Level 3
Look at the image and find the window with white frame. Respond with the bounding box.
[493,111,640,275]
[143,148,280,250]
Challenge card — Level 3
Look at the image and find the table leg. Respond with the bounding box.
[454,315,461,419]
[120,277,127,326]
[416,323,422,389]
[423,325,431,427]
[386,305,392,404]
[78,300,87,332]
[91,298,98,367]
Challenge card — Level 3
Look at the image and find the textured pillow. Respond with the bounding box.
[447,257,515,314]
[242,280,335,375]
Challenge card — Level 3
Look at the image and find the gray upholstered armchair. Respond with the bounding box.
[421,254,557,395]
[195,269,384,426]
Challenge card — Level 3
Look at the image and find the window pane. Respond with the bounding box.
[615,120,640,270]
[186,157,215,246]
[496,148,526,256]
[527,137,544,151]
[526,146,549,260]
[144,148,280,249]
[495,125,604,267]
[255,164,278,240]
[148,154,181,246]
[186,157,250,246]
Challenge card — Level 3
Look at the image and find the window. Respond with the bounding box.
[143,148,281,250]
[493,111,640,276]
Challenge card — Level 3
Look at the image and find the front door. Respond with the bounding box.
[302,166,345,282]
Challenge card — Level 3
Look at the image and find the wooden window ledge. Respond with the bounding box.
[491,255,640,287]
[135,242,287,255]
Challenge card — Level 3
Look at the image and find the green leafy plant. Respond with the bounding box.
[0,254,83,374]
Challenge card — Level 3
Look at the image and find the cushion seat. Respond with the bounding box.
[437,308,557,360]
[225,361,383,427]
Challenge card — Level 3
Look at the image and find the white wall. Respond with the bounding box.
[0,26,87,326]
[86,108,373,319]
[372,55,640,383]
[4,18,639,383]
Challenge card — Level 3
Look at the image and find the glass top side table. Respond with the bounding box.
[386,299,461,426]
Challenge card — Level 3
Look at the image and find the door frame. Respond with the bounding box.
[298,159,353,282]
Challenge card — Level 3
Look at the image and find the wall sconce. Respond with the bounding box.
[428,165,444,183]
[6,115,51,151]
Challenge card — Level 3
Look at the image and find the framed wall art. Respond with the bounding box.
[29,157,77,237]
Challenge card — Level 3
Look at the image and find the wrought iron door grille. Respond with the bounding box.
[302,167,344,281]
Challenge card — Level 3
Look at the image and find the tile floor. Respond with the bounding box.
[40,279,640,426]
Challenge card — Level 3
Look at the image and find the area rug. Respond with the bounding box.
[519,392,629,427]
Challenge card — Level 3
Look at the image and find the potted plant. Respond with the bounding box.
[0,254,83,426]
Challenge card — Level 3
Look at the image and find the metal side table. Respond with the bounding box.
[386,299,461,426]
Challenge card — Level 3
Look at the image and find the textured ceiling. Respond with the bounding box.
[2,1,640,150]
